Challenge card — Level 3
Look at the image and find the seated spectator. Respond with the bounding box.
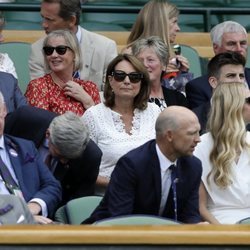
[46,111,102,205]
[25,29,100,116]
[194,82,250,224]
[29,0,117,90]
[186,21,250,109]
[0,91,61,224]
[5,106,102,206]
[83,106,202,224]
[82,54,161,195]
[124,0,193,93]
[193,52,246,134]
[132,36,188,110]
[0,11,17,79]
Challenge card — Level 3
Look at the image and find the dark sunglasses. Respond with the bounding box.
[111,70,143,83]
[245,97,250,104]
[43,45,72,56]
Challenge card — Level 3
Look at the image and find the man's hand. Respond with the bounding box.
[27,202,42,215]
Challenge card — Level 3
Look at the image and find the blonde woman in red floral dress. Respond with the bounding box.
[25,30,100,116]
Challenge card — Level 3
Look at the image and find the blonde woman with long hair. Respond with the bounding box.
[194,82,250,224]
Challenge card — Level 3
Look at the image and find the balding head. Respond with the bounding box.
[156,106,199,136]
[156,106,201,161]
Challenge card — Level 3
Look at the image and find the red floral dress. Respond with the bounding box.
[25,74,101,116]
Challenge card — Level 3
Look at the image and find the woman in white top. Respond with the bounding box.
[0,12,17,78]
[82,54,161,194]
[194,82,250,224]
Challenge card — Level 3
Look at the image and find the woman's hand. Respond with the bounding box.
[64,80,94,109]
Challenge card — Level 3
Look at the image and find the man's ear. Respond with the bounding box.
[69,15,77,29]
[208,76,218,89]
[2,105,7,118]
[165,129,173,142]
[45,129,50,139]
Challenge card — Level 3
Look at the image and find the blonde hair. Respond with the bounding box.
[127,0,179,58]
[207,82,250,188]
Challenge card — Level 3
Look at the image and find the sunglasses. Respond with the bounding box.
[43,45,72,56]
[111,70,143,83]
[245,97,250,104]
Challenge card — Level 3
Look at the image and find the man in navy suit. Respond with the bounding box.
[83,106,202,224]
[0,72,27,113]
[0,92,61,224]
[186,21,250,110]
[193,52,246,134]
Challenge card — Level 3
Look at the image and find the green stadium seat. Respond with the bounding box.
[181,44,202,78]
[94,215,180,225]
[0,42,31,93]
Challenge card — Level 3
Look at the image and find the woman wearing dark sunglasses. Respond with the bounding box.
[82,54,161,195]
[194,82,250,224]
[25,29,100,116]
[132,36,188,111]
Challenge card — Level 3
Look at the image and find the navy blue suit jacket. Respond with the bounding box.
[4,134,61,217]
[0,72,27,113]
[186,68,250,109]
[83,140,202,224]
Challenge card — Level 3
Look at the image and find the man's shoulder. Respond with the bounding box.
[178,155,202,173]
[31,37,45,49]
[79,26,116,45]
[4,134,35,148]
[186,74,209,89]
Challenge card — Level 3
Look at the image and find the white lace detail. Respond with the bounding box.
[82,102,161,178]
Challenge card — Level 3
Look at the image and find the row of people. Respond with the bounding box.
[0,0,249,225]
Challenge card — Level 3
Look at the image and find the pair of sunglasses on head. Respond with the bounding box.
[111,70,143,83]
[43,45,72,56]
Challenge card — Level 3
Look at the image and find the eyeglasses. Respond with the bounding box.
[43,45,72,56]
[245,97,250,104]
[111,70,143,83]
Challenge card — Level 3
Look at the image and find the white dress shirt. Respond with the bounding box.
[156,144,176,215]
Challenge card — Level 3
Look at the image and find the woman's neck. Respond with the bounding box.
[112,98,134,115]
[150,82,163,98]
[51,72,72,88]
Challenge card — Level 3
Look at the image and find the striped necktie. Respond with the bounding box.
[170,164,178,221]
[0,154,18,193]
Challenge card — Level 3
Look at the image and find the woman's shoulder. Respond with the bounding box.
[76,79,99,89]
[29,73,51,85]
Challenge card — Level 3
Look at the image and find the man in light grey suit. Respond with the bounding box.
[29,0,117,90]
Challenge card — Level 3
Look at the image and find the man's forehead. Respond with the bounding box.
[222,32,247,41]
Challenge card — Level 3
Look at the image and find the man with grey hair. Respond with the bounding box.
[5,107,102,206]
[47,111,102,205]
[83,106,202,224]
[186,21,250,109]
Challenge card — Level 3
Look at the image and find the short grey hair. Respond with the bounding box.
[131,36,169,67]
[49,111,89,159]
[43,29,82,72]
[210,21,247,46]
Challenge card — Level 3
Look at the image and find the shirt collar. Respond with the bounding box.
[0,136,4,150]
[156,144,176,172]
[75,25,82,43]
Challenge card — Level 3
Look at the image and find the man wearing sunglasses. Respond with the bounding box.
[29,0,117,91]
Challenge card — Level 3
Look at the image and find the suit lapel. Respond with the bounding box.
[4,137,25,192]
[150,142,162,210]
[80,28,94,79]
